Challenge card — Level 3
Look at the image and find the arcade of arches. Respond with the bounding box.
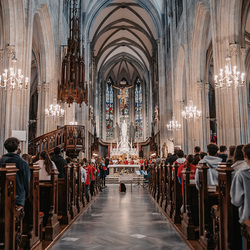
[1,0,250,249]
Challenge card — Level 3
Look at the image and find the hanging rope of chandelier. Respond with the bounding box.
[58,0,87,107]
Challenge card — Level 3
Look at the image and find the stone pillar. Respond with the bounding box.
[204,83,210,150]
[37,84,42,136]
[43,82,50,133]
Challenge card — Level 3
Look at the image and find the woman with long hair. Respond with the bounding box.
[231,145,248,174]
[35,150,57,180]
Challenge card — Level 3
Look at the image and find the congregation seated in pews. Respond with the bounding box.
[148,143,250,249]
[0,137,101,249]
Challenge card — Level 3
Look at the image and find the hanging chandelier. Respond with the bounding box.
[58,0,87,106]
[182,99,201,120]
[45,97,65,118]
[167,116,181,131]
[0,53,29,90]
[214,54,245,88]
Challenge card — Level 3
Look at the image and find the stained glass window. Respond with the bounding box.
[135,78,143,138]
[106,78,114,138]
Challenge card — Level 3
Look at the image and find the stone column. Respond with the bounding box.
[37,84,42,136]
[43,82,50,133]
[204,83,210,150]
[240,47,248,143]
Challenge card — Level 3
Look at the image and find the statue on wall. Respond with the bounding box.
[129,122,135,142]
[114,122,120,139]
[154,105,159,121]
[121,120,127,138]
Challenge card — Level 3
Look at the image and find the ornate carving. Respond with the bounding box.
[211,205,220,247]
[241,48,246,63]
[0,49,4,61]
[6,45,15,59]
[43,82,49,92]
[34,177,39,190]
[7,180,14,197]
[229,43,239,57]
[219,180,226,196]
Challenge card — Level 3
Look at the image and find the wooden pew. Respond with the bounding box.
[39,170,60,241]
[21,163,43,250]
[211,163,242,249]
[166,164,174,218]
[158,164,165,207]
[148,164,154,195]
[172,163,182,224]
[0,163,22,250]
[155,165,161,202]
[197,163,218,249]
[69,164,78,218]
[58,164,71,224]
[161,164,168,212]
[181,167,199,240]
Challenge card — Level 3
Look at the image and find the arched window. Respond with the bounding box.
[135,78,143,138]
[106,78,114,138]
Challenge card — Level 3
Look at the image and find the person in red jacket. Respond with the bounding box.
[123,158,128,165]
[177,154,197,194]
[84,162,91,202]
[100,160,107,188]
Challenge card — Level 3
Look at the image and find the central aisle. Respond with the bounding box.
[51,185,190,250]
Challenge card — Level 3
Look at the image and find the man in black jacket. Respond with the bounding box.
[51,147,67,178]
[167,146,180,165]
[105,155,109,175]
[0,137,30,207]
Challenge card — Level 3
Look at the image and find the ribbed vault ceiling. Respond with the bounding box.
[89,0,159,85]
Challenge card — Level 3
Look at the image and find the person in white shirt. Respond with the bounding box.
[35,151,57,180]
[81,164,87,184]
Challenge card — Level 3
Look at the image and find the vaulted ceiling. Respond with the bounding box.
[86,0,161,85]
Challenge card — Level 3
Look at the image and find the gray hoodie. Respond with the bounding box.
[195,155,222,189]
[230,166,250,223]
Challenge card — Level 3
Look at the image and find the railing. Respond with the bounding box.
[28,125,85,157]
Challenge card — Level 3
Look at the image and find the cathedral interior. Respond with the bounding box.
[1,0,250,249]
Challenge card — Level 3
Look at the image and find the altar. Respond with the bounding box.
[108,164,140,177]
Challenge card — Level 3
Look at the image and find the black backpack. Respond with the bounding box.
[120,183,126,192]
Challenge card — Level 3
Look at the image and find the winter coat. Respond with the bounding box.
[0,153,30,206]
[195,155,222,189]
[230,166,250,223]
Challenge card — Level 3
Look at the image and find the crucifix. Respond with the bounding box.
[113,84,134,115]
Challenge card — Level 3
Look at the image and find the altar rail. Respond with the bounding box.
[28,125,85,157]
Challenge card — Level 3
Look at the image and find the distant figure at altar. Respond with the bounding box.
[129,122,135,142]
[114,122,120,139]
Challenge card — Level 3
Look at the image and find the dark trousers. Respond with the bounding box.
[90,180,95,196]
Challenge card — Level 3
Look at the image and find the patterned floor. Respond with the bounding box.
[51,184,190,250]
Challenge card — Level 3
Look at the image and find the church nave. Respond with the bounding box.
[51,185,189,250]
